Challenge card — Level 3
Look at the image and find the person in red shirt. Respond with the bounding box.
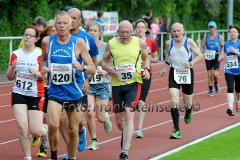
[134,19,159,138]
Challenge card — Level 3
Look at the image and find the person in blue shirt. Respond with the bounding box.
[60,8,99,159]
[41,11,95,160]
[219,26,240,116]
[201,21,224,97]
[96,11,104,32]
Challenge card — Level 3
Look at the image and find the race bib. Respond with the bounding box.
[15,72,35,91]
[205,50,216,60]
[116,64,136,81]
[50,63,72,85]
[225,55,239,69]
[90,73,103,84]
[174,68,191,84]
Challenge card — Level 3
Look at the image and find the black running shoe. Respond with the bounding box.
[226,108,234,116]
[119,152,128,160]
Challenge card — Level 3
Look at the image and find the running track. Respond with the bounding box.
[1,62,240,160]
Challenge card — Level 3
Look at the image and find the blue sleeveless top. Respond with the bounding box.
[47,35,84,100]
[206,33,221,54]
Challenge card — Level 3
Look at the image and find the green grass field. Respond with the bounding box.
[160,125,240,160]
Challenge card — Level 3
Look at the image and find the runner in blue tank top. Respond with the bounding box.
[219,26,240,116]
[41,11,95,160]
[59,9,99,160]
[201,21,224,97]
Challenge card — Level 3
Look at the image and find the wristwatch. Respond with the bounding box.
[190,61,193,67]
[82,65,88,72]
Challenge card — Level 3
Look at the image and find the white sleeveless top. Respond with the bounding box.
[169,37,192,69]
[11,48,44,97]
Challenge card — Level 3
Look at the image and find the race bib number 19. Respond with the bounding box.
[174,68,191,84]
[225,55,239,69]
[90,73,103,84]
[50,63,72,85]
[116,64,136,81]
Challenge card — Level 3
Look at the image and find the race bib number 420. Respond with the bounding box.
[205,50,216,60]
[174,68,191,84]
[50,63,72,85]
[116,64,136,81]
[225,55,239,69]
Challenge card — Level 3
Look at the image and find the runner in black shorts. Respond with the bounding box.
[134,19,159,138]
[160,23,203,139]
[201,21,224,97]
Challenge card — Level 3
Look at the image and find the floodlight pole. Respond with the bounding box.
[227,0,233,28]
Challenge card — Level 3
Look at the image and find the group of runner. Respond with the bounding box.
[6,7,240,160]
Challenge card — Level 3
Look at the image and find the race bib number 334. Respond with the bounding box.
[174,68,191,84]
[225,55,238,69]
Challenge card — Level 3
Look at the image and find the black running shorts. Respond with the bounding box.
[112,82,142,113]
[168,67,194,95]
[12,92,44,111]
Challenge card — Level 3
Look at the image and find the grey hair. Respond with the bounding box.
[54,11,72,25]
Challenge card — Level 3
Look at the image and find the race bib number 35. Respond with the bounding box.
[116,64,136,81]
[205,50,216,60]
[225,55,239,69]
[174,68,191,84]
[50,63,72,85]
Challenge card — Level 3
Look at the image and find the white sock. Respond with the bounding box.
[227,93,234,110]
[24,157,32,160]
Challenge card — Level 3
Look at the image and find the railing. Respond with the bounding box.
[0,29,229,61]
[0,36,22,55]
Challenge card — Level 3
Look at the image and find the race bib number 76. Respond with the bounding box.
[174,68,191,84]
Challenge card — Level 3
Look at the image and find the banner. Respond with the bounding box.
[82,10,118,35]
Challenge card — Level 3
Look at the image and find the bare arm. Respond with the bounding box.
[75,38,96,75]
[6,61,17,81]
[189,38,204,66]
[41,36,50,62]
[140,39,150,79]
[151,51,159,63]
[201,34,206,53]
[101,44,116,76]
[219,35,224,54]
[140,39,150,69]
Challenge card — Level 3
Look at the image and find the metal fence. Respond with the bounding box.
[0,29,229,61]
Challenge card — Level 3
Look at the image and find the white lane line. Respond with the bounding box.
[0,139,19,145]
[0,105,10,108]
[149,120,240,160]
[0,78,225,124]
[0,119,15,124]
[58,102,228,157]
[0,93,227,150]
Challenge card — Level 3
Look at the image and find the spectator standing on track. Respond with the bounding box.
[102,20,150,160]
[134,19,159,138]
[160,22,203,139]
[41,11,95,160]
[219,26,240,116]
[201,21,224,97]
[6,26,48,160]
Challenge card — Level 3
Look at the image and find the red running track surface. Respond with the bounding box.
[0,62,239,160]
